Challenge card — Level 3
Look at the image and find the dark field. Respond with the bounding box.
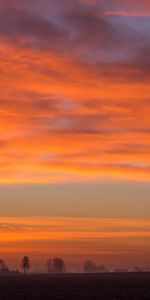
[0,273,150,300]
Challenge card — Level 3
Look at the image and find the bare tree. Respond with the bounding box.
[83,260,96,273]
[22,256,30,274]
[52,257,66,273]
[47,258,52,273]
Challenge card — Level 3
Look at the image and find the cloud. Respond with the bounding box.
[0,0,149,183]
[0,8,68,50]
[1,216,150,242]
[0,2,149,63]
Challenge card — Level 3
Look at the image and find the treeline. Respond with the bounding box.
[0,257,108,274]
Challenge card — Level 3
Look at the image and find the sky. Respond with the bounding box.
[0,0,150,271]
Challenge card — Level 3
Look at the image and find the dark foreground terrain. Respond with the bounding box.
[0,273,150,300]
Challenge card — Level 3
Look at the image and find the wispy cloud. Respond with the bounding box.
[0,0,149,183]
[0,217,150,266]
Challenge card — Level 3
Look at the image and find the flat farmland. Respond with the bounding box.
[0,273,150,300]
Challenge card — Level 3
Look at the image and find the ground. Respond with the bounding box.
[0,273,150,300]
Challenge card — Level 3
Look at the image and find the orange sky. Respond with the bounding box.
[1,217,150,270]
[0,0,150,269]
[0,2,150,184]
[0,41,149,183]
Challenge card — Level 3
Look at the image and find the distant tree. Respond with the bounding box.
[52,257,66,273]
[83,260,96,273]
[47,259,52,273]
[0,258,10,273]
[22,256,30,274]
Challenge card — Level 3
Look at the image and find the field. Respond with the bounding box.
[0,273,150,300]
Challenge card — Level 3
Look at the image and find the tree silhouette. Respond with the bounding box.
[47,258,52,273]
[0,258,4,270]
[0,258,10,273]
[22,256,30,274]
[52,257,66,273]
[83,260,96,273]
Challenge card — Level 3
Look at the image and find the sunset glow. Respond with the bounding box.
[0,0,150,270]
[1,217,150,269]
